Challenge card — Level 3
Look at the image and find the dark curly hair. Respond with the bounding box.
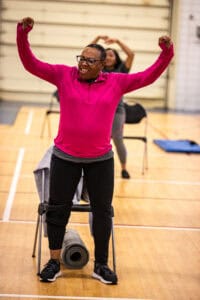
[86,43,106,61]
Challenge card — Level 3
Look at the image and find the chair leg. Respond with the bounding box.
[40,114,47,138]
[32,207,43,275]
[32,170,46,275]
[31,206,45,276]
[40,113,52,138]
[40,93,55,138]
[32,214,40,258]
[145,142,148,171]
[37,214,43,275]
[46,114,51,137]
[142,141,148,175]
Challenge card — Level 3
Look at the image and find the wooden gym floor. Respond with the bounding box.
[0,105,200,300]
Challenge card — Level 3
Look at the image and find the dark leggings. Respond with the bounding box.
[46,154,114,264]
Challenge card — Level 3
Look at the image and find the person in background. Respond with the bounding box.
[91,35,134,179]
[17,17,174,285]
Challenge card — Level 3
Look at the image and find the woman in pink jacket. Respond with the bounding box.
[17,17,174,285]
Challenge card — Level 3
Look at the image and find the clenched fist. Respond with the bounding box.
[19,17,34,30]
[159,36,172,49]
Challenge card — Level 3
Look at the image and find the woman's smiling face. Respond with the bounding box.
[105,49,116,69]
[78,47,105,80]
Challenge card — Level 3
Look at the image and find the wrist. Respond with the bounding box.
[94,36,100,43]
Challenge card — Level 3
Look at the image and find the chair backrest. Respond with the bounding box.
[53,90,60,102]
[124,103,147,124]
[48,90,60,111]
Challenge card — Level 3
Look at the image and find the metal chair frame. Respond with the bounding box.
[124,102,148,174]
[40,91,59,138]
[32,170,116,275]
[124,116,148,174]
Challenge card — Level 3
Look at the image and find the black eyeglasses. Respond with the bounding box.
[76,55,102,65]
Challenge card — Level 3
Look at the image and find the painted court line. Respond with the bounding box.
[1,219,200,232]
[19,174,200,186]
[25,109,34,135]
[0,294,149,300]
[117,178,200,186]
[114,224,200,232]
[2,147,25,221]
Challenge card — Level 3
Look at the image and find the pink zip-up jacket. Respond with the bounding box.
[17,23,174,158]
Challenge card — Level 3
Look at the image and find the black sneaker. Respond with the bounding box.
[121,169,130,179]
[92,263,118,284]
[39,259,61,282]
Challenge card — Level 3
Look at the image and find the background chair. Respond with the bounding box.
[123,102,148,174]
[40,90,60,137]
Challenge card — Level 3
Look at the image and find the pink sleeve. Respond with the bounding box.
[116,43,174,94]
[16,23,62,85]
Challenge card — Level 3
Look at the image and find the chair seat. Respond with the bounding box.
[71,204,91,212]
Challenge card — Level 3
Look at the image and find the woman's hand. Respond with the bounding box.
[19,17,34,30]
[104,37,118,45]
[159,36,172,49]
[90,35,108,44]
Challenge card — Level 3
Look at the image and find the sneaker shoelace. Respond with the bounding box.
[99,264,114,275]
[42,260,59,275]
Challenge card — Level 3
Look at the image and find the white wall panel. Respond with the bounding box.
[0,0,172,106]
[172,0,200,111]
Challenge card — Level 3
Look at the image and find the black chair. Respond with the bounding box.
[124,102,148,174]
[32,168,116,275]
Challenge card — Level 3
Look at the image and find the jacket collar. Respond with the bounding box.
[76,68,107,83]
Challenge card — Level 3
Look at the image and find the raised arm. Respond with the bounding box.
[16,17,61,85]
[90,35,109,44]
[115,35,174,94]
[90,35,134,69]
[104,37,134,70]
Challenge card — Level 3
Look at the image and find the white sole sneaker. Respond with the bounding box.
[92,272,114,284]
[40,270,62,282]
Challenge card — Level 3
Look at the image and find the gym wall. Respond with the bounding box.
[0,0,172,108]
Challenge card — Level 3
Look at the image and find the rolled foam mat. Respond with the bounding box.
[61,228,89,269]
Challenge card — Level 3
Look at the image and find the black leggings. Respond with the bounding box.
[46,154,114,264]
